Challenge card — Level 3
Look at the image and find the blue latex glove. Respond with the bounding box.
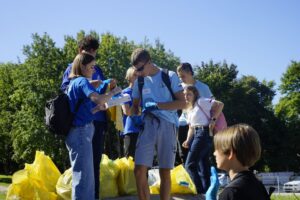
[130,115,143,129]
[103,79,111,85]
[205,166,220,200]
[143,101,159,112]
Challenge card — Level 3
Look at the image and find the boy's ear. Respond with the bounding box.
[228,149,235,160]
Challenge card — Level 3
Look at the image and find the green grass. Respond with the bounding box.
[0,193,6,200]
[0,175,11,200]
[272,194,300,200]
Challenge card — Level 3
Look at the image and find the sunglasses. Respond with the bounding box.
[135,61,148,72]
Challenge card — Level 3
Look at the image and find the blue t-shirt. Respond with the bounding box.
[194,80,213,98]
[67,77,97,126]
[122,87,140,135]
[132,68,183,126]
[61,64,108,122]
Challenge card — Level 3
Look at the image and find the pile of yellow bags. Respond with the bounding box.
[149,164,197,195]
[6,151,61,200]
[6,151,196,200]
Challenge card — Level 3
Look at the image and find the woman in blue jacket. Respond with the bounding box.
[66,53,120,200]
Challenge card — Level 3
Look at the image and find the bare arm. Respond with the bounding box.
[121,103,131,116]
[182,125,194,149]
[89,86,122,105]
[130,98,140,116]
[156,90,187,110]
[211,100,224,119]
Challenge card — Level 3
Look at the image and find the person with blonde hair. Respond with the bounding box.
[121,67,140,158]
[206,124,270,200]
[66,53,121,200]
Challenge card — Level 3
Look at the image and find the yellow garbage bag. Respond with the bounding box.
[26,151,61,193]
[170,164,197,194]
[114,157,137,195]
[149,183,160,195]
[56,168,72,200]
[6,169,57,200]
[100,154,120,198]
[148,168,160,194]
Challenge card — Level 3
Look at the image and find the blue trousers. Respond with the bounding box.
[185,127,212,194]
[66,122,95,200]
[93,121,107,199]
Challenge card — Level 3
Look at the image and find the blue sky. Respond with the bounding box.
[0,0,299,103]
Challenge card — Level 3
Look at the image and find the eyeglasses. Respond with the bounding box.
[135,61,148,72]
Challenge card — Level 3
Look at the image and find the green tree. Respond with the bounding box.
[145,39,180,71]
[0,63,19,173]
[275,61,300,170]
[9,33,69,170]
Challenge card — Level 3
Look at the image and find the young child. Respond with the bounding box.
[206,124,270,200]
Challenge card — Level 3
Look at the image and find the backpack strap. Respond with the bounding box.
[138,76,144,105]
[161,68,176,100]
[137,68,176,105]
[196,101,210,120]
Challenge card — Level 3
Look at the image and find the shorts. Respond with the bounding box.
[135,114,177,169]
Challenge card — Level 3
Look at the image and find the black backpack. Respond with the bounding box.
[45,93,82,136]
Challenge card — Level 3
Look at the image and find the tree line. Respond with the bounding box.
[0,31,299,174]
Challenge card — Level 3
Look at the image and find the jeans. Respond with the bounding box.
[92,121,106,199]
[185,127,212,194]
[66,122,95,200]
[123,133,139,158]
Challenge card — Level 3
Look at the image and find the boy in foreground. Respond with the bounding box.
[206,124,271,200]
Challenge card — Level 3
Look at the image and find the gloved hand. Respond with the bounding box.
[143,101,159,112]
[130,115,143,129]
[102,79,111,85]
[205,166,220,200]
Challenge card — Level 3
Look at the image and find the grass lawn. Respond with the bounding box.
[271,194,300,200]
[0,175,11,200]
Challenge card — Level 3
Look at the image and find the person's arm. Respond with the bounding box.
[89,80,102,88]
[121,103,131,116]
[61,65,72,91]
[182,125,194,149]
[209,100,224,131]
[90,86,122,105]
[130,98,140,116]
[156,90,187,110]
[211,100,224,120]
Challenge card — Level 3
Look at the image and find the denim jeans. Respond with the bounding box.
[66,122,95,200]
[92,121,106,199]
[185,127,212,194]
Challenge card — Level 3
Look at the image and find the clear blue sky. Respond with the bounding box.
[1,0,299,103]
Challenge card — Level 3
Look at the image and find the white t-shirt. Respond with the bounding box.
[187,98,214,127]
